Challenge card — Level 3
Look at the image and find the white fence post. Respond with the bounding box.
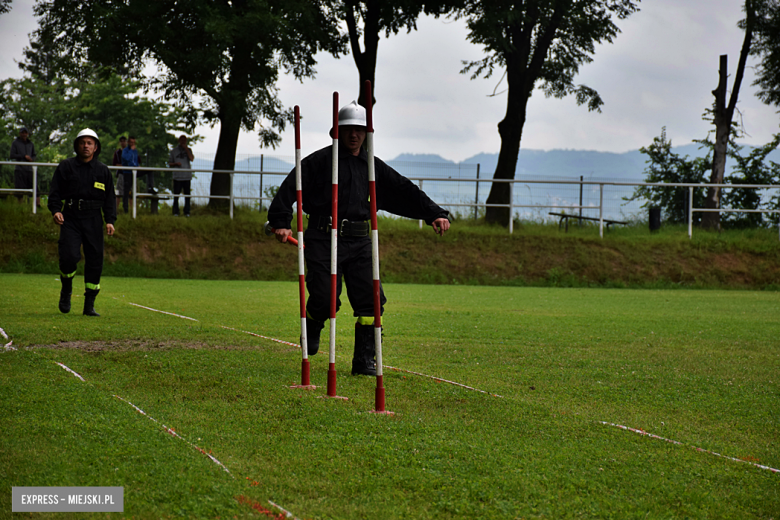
[229,173,234,219]
[688,186,693,240]
[509,182,514,234]
[418,180,424,229]
[599,184,604,238]
[32,166,37,214]
[132,170,137,219]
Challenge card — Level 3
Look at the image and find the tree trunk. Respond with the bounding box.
[702,2,753,230]
[346,0,379,108]
[485,55,530,226]
[702,55,730,230]
[209,103,242,211]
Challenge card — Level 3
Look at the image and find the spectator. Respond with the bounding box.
[10,127,39,206]
[168,135,194,217]
[112,136,128,212]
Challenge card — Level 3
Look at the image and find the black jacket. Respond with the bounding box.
[268,142,449,230]
[48,157,117,224]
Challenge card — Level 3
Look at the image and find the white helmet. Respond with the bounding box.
[74,128,101,155]
[338,101,366,127]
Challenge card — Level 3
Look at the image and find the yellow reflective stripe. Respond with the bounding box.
[60,270,76,279]
[356,316,374,326]
[85,283,100,291]
[94,182,105,191]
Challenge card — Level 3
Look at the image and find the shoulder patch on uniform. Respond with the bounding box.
[94,181,105,191]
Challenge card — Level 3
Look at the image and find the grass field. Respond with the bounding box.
[1,274,779,519]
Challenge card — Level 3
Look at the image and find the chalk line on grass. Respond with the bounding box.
[126,302,199,321]
[114,395,232,476]
[52,360,231,475]
[384,365,504,398]
[220,326,301,349]
[236,496,301,520]
[600,421,780,475]
[0,326,16,351]
[55,362,86,381]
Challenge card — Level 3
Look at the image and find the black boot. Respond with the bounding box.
[301,317,325,355]
[58,276,73,314]
[83,289,100,317]
[352,323,377,376]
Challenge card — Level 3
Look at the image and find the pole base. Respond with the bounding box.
[318,363,348,400]
[367,410,395,415]
[290,384,317,390]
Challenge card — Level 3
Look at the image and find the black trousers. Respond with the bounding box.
[172,180,191,215]
[303,230,386,322]
[58,212,104,287]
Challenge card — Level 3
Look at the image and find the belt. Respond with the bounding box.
[64,199,103,211]
[309,215,370,237]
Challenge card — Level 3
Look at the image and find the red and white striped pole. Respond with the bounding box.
[364,81,391,414]
[326,92,346,399]
[290,106,314,389]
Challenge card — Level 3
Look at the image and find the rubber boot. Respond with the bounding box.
[352,323,377,376]
[301,317,325,355]
[59,276,73,314]
[83,289,100,317]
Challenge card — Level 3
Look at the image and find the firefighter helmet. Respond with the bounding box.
[74,128,101,155]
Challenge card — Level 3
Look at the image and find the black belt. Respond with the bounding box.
[309,215,370,237]
[64,199,103,211]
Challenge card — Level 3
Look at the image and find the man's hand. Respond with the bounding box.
[274,228,292,243]
[107,223,115,236]
[431,218,450,236]
[24,155,32,162]
[53,212,64,225]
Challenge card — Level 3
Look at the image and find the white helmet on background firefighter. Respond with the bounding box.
[73,128,101,155]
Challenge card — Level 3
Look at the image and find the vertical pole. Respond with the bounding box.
[509,182,514,234]
[418,180,424,229]
[259,154,264,212]
[579,175,583,227]
[32,166,37,214]
[689,186,693,240]
[291,106,313,389]
[229,173,234,219]
[327,92,339,398]
[599,184,604,238]
[132,170,137,219]
[365,80,389,414]
[474,164,480,220]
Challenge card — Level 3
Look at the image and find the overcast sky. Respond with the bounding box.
[1,0,778,162]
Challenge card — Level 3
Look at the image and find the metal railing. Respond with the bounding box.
[3,161,779,239]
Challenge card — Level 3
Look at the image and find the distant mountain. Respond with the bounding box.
[390,144,780,182]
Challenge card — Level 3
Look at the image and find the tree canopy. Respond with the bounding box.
[33,0,346,207]
[457,0,640,225]
[747,0,780,107]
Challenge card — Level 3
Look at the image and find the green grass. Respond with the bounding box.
[1,274,778,518]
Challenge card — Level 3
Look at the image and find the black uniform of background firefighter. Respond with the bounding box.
[268,101,450,376]
[48,128,117,316]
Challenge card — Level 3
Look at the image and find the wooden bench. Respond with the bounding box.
[549,212,628,232]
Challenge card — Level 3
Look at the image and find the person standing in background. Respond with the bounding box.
[112,136,128,211]
[168,135,194,217]
[10,127,39,206]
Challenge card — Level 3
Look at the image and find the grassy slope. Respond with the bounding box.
[0,275,778,518]
[2,200,780,289]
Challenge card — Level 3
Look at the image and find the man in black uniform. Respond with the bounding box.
[268,101,450,375]
[48,128,117,316]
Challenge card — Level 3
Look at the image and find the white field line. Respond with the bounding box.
[126,302,199,321]
[268,499,300,519]
[220,325,301,348]
[384,365,504,398]
[53,361,231,475]
[56,362,86,381]
[600,421,780,475]
[0,326,16,351]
